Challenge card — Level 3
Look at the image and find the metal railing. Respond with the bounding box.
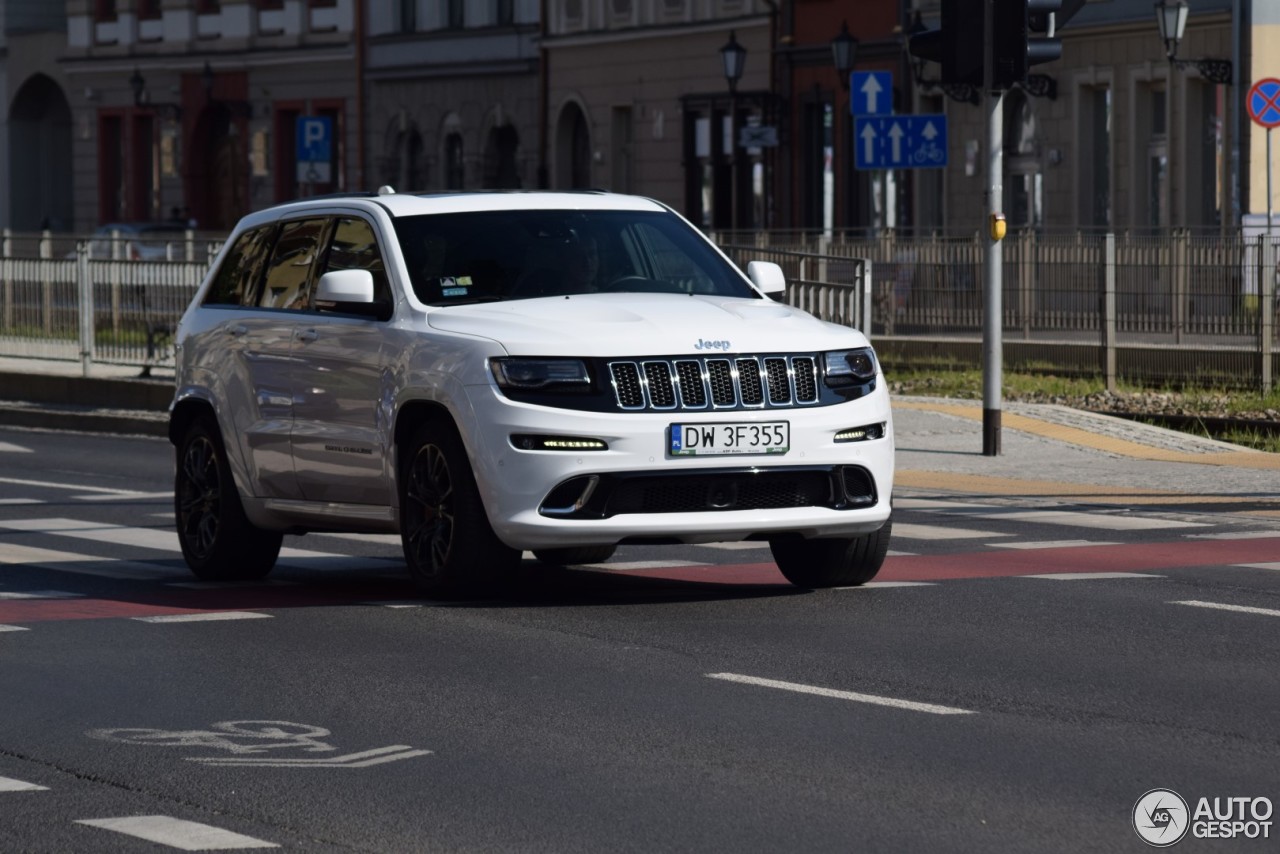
[1,228,1277,390]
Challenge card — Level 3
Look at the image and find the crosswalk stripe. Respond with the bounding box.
[0,590,84,600]
[982,510,1208,531]
[989,540,1119,550]
[0,543,180,580]
[836,581,936,589]
[0,775,47,791]
[583,560,712,570]
[1022,572,1162,581]
[132,612,273,624]
[1187,531,1280,540]
[696,542,770,551]
[0,498,43,505]
[0,477,143,496]
[73,491,172,502]
[0,625,30,632]
[0,442,33,454]
[893,523,1011,540]
[0,518,397,570]
[74,816,278,850]
[1235,562,1280,571]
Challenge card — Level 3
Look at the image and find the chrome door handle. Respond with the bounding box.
[296,329,318,343]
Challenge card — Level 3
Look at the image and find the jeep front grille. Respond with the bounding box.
[608,356,820,411]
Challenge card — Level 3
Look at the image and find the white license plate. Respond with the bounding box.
[669,422,790,456]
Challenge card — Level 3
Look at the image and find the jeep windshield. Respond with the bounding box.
[392,210,759,305]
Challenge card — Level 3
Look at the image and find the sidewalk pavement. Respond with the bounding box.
[1,357,1277,520]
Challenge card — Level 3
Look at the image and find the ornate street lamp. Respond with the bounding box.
[1153,0,1232,84]
[720,30,746,96]
[831,21,857,90]
[129,67,182,120]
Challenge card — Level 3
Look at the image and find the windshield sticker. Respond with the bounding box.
[440,275,473,298]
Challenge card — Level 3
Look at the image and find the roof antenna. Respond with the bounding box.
[376,185,396,195]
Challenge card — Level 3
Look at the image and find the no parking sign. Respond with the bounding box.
[1248,78,1280,129]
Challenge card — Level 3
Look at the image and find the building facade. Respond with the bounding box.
[60,0,361,234]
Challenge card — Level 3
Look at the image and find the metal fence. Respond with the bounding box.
[723,230,1279,391]
[1,228,1277,390]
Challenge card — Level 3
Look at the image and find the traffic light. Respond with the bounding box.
[992,0,1063,88]
[908,0,984,88]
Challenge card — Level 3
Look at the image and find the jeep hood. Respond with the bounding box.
[425,293,867,356]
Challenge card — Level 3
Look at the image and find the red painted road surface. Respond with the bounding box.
[2,537,1278,625]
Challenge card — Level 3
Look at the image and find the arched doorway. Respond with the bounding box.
[556,102,592,189]
[380,117,424,191]
[188,102,247,232]
[482,124,521,189]
[8,74,73,231]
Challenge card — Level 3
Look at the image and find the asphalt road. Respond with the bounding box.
[1,427,1278,853]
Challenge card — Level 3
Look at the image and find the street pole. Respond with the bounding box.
[982,0,1003,456]
[729,89,738,234]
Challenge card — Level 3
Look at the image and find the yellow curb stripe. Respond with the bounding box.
[896,470,1280,506]
[894,399,1280,470]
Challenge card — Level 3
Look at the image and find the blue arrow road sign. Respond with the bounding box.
[850,71,892,116]
[854,114,948,170]
[296,116,333,183]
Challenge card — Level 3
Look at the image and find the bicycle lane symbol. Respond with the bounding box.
[87,720,432,768]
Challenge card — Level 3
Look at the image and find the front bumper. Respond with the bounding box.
[460,379,895,550]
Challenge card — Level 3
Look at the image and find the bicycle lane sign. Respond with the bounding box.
[1248,78,1280,128]
[854,114,948,170]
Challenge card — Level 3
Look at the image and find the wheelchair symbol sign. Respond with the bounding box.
[296,116,333,183]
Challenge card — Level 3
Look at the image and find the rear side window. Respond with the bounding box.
[203,225,276,306]
[259,218,328,310]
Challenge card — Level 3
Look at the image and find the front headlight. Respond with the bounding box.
[490,357,591,391]
[823,347,878,386]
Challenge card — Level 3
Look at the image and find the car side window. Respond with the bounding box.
[259,218,329,310]
[203,225,276,306]
[319,217,393,320]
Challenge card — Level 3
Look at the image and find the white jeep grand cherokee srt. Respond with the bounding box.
[169,190,894,596]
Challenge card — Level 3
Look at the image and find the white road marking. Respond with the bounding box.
[1186,531,1280,540]
[360,601,424,609]
[696,541,769,551]
[132,612,272,624]
[893,498,997,511]
[885,550,918,556]
[0,775,47,791]
[989,540,1119,550]
[0,442,33,453]
[0,543,180,580]
[1235,562,1280,571]
[893,523,1012,540]
[0,477,145,496]
[73,491,172,502]
[74,816,278,850]
[166,580,300,589]
[0,498,43,505]
[0,590,84,600]
[190,745,432,768]
[975,510,1207,531]
[1021,572,1162,581]
[583,560,711,570]
[0,519,392,568]
[705,673,974,716]
[314,532,401,545]
[0,625,30,633]
[835,581,936,589]
[1172,600,1280,618]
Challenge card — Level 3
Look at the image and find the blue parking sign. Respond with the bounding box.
[296,116,332,183]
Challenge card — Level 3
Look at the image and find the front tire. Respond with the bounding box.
[174,418,282,581]
[400,419,520,597]
[532,545,617,566]
[769,518,893,588]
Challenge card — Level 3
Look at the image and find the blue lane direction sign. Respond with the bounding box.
[296,116,333,183]
[1247,78,1280,128]
[854,114,948,170]
[850,71,892,116]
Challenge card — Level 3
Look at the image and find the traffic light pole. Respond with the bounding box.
[983,0,1004,456]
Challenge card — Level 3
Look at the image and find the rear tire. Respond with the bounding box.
[174,418,282,581]
[400,419,520,597]
[769,518,892,588]
[532,545,617,566]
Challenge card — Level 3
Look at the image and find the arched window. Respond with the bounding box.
[445,133,465,190]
